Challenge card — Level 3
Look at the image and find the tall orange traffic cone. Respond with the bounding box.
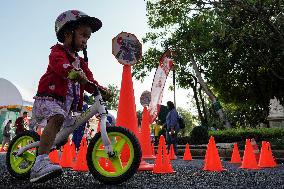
[49,149,60,164]
[59,140,73,168]
[250,138,260,162]
[153,135,174,174]
[240,139,259,169]
[258,141,277,168]
[116,65,139,135]
[230,143,241,163]
[183,143,192,161]
[168,144,177,160]
[73,137,88,171]
[139,107,156,159]
[116,65,139,162]
[203,136,225,171]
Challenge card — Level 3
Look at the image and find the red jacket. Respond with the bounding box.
[37,44,104,110]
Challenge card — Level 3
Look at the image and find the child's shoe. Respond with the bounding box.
[30,154,62,183]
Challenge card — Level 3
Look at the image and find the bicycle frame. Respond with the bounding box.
[15,84,113,157]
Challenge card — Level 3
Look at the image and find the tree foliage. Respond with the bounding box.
[133,0,284,127]
[105,84,120,110]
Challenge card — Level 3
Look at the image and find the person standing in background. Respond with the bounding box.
[1,120,12,151]
[15,112,28,135]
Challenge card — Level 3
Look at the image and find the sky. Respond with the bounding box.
[0,0,191,112]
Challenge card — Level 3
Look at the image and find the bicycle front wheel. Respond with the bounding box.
[6,131,40,179]
[87,126,141,185]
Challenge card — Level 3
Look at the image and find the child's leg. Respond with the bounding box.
[38,114,64,155]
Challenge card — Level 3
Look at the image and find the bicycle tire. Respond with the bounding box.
[87,126,142,185]
[6,131,40,180]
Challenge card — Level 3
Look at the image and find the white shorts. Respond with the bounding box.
[29,97,74,130]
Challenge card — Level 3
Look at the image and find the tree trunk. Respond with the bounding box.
[190,54,231,128]
[198,85,209,126]
[189,76,206,125]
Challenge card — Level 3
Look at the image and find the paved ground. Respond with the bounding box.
[0,153,283,189]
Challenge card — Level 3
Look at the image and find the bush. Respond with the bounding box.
[190,126,209,144]
[209,128,284,143]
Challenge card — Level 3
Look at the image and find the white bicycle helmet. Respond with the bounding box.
[55,10,102,43]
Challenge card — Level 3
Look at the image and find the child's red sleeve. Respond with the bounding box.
[49,51,74,79]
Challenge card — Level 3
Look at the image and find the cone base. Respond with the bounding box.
[258,165,277,168]
[142,155,156,160]
[138,160,154,171]
[183,157,192,161]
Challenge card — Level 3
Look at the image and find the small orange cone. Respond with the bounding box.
[59,140,73,168]
[266,142,277,167]
[168,144,177,160]
[153,135,174,174]
[71,141,77,164]
[49,150,60,164]
[203,136,225,171]
[183,143,192,161]
[258,141,277,168]
[230,143,241,163]
[240,139,259,169]
[73,137,88,171]
[250,138,260,162]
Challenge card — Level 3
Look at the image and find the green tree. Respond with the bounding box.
[177,107,198,136]
[133,0,284,128]
[105,84,120,110]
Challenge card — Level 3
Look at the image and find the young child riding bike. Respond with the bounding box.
[29,10,111,183]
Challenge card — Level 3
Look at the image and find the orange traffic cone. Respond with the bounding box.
[59,140,73,168]
[258,141,277,168]
[139,107,156,159]
[183,143,192,161]
[73,137,88,171]
[240,139,259,169]
[168,144,177,160]
[138,107,155,171]
[203,136,225,171]
[153,136,175,174]
[266,142,277,167]
[116,65,139,135]
[71,141,77,164]
[230,143,241,163]
[116,65,140,163]
[151,142,155,155]
[49,149,60,164]
[250,138,260,162]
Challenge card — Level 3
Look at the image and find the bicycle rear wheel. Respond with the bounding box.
[87,126,141,185]
[6,131,40,179]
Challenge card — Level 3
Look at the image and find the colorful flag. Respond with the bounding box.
[149,50,174,123]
